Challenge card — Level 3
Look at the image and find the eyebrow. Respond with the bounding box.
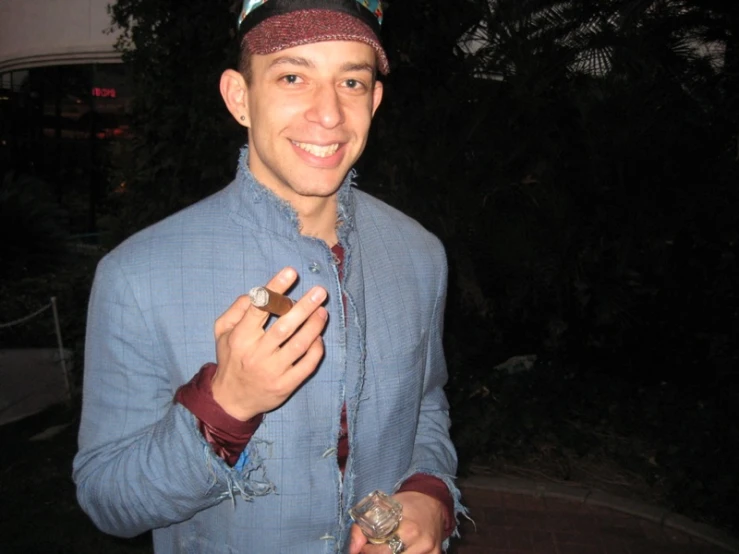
[340,62,375,74]
[268,56,315,70]
[267,57,375,75]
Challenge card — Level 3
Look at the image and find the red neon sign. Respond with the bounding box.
[92,87,117,98]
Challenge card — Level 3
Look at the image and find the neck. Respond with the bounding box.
[292,194,339,246]
[243,148,344,246]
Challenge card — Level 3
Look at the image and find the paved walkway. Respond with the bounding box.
[451,477,738,554]
[0,349,72,426]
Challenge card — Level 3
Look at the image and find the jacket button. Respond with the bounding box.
[309,262,321,273]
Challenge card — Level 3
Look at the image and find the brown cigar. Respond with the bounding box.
[248,286,294,316]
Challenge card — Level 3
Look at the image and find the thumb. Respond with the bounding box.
[348,524,367,554]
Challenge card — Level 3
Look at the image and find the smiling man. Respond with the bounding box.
[74,1,464,553]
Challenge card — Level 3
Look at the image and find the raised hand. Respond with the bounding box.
[211,267,328,421]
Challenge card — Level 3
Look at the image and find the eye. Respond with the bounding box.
[344,78,367,91]
[280,74,302,85]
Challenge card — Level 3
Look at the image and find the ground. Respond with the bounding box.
[0,404,153,554]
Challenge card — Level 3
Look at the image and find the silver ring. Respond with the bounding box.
[386,533,406,554]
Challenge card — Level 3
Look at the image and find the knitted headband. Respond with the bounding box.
[238,0,389,74]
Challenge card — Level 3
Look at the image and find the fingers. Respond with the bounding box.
[214,267,298,339]
[348,524,368,554]
[263,266,299,295]
[274,305,328,364]
[272,309,327,389]
[214,295,252,340]
[211,267,331,420]
[215,268,329,389]
[237,267,300,329]
[259,286,328,355]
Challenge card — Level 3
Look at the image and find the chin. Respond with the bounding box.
[291,174,346,197]
[294,183,343,198]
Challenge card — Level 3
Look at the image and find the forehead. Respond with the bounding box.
[252,40,377,71]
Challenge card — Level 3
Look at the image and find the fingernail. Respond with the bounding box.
[310,287,326,302]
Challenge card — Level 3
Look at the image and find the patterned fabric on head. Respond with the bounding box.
[238,0,389,75]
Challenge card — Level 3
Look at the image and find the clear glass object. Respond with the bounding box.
[349,490,403,544]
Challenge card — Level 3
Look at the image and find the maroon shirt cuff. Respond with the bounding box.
[174,362,263,466]
[397,474,456,539]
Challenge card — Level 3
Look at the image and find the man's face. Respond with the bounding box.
[242,40,383,203]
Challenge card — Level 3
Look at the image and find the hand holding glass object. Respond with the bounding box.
[349,490,403,544]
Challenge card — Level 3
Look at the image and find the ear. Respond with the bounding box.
[220,69,250,128]
[371,80,384,118]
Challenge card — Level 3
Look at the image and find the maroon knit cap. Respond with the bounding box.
[239,0,389,75]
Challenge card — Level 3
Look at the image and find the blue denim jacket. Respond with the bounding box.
[73,149,463,553]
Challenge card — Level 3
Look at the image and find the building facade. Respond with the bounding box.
[0,0,129,233]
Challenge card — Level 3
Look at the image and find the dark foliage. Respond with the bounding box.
[0,172,70,278]
[0,171,97,354]
[106,0,245,239]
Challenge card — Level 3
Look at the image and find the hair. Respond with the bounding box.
[237,41,253,85]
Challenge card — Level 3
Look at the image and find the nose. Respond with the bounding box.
[305,84,344,129]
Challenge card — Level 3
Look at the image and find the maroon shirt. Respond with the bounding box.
[175,244,455,537]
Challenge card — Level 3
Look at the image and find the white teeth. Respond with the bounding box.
[293,141,340,158]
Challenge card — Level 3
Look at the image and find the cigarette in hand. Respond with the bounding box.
[248,286,295,316]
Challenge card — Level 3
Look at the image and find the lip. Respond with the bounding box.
[290,140,347,168]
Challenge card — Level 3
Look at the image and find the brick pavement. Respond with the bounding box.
[450,486,733,554]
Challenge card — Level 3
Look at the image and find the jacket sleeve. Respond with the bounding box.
[393,244,468,542]
[72,255,273,538]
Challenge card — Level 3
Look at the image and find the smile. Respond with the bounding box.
[292,141,340,158]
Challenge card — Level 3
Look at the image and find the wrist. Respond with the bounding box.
[210,370,261,422]
[174,363,264,467]
[177,363,262,426]
[397,475,456,538]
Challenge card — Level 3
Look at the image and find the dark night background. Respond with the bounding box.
[0,0,737,551]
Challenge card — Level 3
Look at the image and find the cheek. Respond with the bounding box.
[254,98,311,135]
[344,100,374,129]
[350,111,374,141]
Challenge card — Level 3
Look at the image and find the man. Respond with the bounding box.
[74,1,464,552]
